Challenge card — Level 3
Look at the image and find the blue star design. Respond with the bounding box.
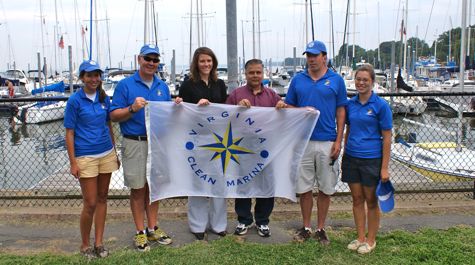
[200,122,255,174]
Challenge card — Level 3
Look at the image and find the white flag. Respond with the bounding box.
[146,102,319,202]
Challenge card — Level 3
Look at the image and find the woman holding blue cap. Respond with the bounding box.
[341,64,392,254]
[64,60,119,258]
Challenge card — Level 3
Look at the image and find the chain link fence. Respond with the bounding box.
[1,92,474,207]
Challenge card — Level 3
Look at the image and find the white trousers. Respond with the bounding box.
[187,196,227,233]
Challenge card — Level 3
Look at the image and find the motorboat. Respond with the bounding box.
[392,119,475,182]
[392,140,475,182]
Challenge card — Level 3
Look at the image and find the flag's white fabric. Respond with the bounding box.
[146,102,319,202]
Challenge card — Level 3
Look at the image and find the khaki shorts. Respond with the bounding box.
[121,137,148,189]
[296,141,339,195]
[77,149,119,178]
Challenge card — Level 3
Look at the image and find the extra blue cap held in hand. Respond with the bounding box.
[79,60,103,74]
[140,44,160,56]
[302,40,327,55]
[376,180,395,213]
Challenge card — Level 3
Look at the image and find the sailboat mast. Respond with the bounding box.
[189,0,193,64]
[94,0,99,63]
[305,0,308,45]
[144,0,149,44]
[403,0,409,77]
[257,0,261,59]
[106,10,112,68]
[39,0,45,58]
[352,0,355,62]
[467,0,472,66]
[377,1,381,66]
[88,0,93,61]
[310,0,315,41]
[252,0,256,58]
[200,0,204,46]
[196,0,200,47]
[54,0,59,76]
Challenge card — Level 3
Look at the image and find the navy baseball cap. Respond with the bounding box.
[376,180,395,213]
[79,60,102,74]
[140,44,160,56]
[303,40,327,55]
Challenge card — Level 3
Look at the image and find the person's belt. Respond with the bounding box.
[123,135,148,141]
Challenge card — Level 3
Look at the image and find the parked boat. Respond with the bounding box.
[392,119,475,182]
[392,140,475,182]
[14,82,67,124]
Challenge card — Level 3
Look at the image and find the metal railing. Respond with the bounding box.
[1,92,474,207]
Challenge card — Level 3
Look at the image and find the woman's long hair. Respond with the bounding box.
[79,70,106,103]
[189,47,218,82]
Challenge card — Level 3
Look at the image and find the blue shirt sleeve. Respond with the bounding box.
[111,80,128,111]
[336,77,348,107]
[285,78,297,106]
[105,95,111,122]
[378,100,393,130]
[64,96,78,129]
[345,104,350,125]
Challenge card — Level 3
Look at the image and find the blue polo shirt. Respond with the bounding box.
[110,72,171,136]
[285,69,347,141]
[345,92,393,159]
[64,88,113,157]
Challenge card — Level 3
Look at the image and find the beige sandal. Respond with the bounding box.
[347,239,365,250]
[357,241,377,254]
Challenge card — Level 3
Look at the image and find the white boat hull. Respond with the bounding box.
[15,101,67,124]
[391,142,475,181]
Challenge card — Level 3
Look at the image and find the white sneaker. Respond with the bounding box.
[256,224,271,237]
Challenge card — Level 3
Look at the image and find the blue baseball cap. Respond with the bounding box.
[140,44,160,56]
[79,60,102,74]
[376,180,395,213]
[303,40,327,55]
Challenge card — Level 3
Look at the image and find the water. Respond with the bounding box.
[0,119,68,189]
[0,110,474,191]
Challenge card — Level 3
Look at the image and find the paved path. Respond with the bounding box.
[1,200,475,255]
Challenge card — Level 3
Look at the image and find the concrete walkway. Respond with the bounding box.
[1,199,475,255]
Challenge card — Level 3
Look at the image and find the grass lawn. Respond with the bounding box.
[1,226,474,265]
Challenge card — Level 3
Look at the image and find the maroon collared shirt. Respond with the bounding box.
[225,84,281,107]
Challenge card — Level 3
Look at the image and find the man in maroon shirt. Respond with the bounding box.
[226,59,286,237]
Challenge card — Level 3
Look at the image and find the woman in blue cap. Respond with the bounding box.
[341,64,392,254]
[64,60,119,258]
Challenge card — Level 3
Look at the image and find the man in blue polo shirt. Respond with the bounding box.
[110,44,172,252]
[285,40,347,245]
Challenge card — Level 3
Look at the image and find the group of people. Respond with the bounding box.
[64,40,392,258]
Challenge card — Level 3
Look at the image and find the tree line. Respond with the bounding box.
[333,25,475,69]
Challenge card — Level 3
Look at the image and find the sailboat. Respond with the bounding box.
[14,81,67,124]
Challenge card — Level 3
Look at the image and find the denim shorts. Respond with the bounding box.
[341,154,381,187]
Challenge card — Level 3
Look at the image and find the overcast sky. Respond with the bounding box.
[0,0,464,72]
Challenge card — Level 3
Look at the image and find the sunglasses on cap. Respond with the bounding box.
[142,56,160,63]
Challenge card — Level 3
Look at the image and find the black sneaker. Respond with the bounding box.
[315,228,330,245]
[234,223,251,235]
[256,224,271,237]
[293,227,312,242]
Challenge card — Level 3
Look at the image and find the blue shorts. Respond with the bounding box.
[341,154,381,187]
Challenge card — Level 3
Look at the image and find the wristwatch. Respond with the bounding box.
[128,105,136,113]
